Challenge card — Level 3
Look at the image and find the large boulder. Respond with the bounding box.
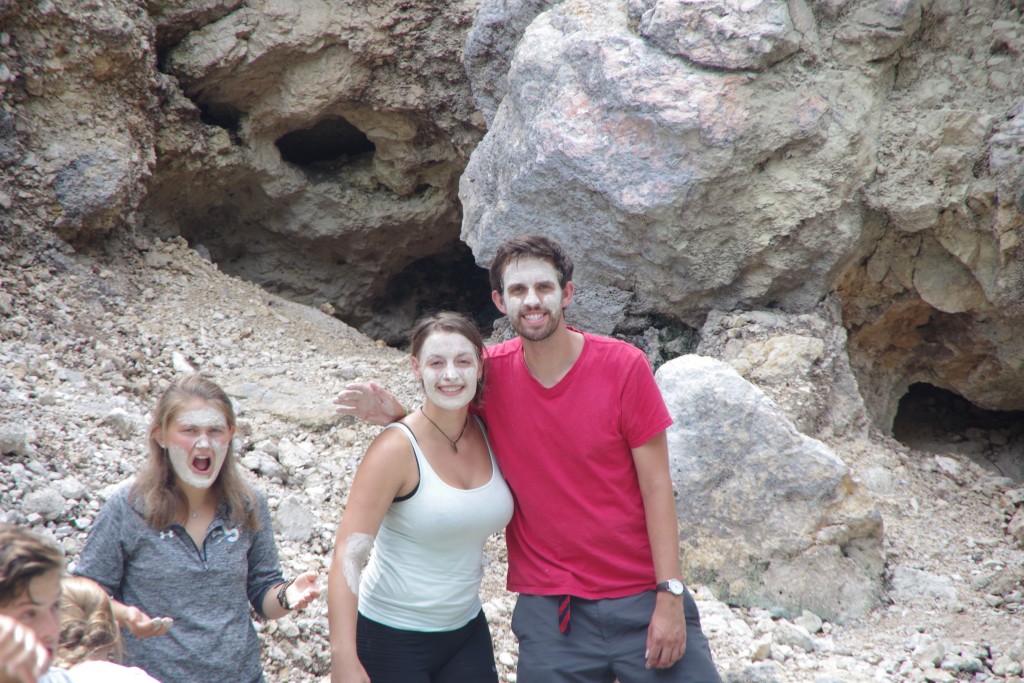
[461,0,880,336]
[657,354,883,622]
[462,0,1024,434]
[696,305,870,444]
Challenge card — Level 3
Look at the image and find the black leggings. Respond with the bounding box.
[356,610,499,683]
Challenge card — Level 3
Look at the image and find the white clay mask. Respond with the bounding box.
[166,407,231,490]
[502,257,564,341]
[415,332,481,411]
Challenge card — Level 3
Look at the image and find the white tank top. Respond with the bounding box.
[358,416,514,631]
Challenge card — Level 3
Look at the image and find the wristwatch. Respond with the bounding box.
[656,578,685,596]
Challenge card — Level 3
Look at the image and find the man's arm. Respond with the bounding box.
[633,431,687,669]
[333,382,406,426]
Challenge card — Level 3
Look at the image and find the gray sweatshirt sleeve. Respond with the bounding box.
[74,486,133,599]
[245,491,285,617]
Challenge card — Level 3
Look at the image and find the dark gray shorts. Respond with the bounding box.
[511,590,722,683]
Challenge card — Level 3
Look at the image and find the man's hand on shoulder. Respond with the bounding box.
[333,382,405,426]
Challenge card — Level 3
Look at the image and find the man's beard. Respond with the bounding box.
[511,306,562,342]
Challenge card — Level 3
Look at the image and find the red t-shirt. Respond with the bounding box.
[477,330,672,599]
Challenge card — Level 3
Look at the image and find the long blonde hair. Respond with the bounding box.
[131,374,259,530]
[56,576,123,667]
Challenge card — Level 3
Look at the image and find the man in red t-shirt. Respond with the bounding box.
[336,235,721,682]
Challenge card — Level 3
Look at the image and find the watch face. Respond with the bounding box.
[667,579,684,595]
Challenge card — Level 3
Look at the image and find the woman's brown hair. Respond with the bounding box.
[0,525,64,608]
[131,374,258,530]
[56,576,124,667]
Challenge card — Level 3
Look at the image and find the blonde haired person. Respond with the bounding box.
[74,374,320,683]
[55,577,158,683]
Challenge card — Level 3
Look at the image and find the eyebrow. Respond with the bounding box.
[507,274,557,284]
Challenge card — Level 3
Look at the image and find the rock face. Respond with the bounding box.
[5,0,1024,439]
[0,0,157,242]
[461,0,1024,433]
[695,305,871,444]
[2,0,490,344]
[5,0,1024,638]
[657,355,884,623]
[142,0,488,335]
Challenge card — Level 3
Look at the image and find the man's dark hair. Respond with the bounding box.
[488,234,575,296]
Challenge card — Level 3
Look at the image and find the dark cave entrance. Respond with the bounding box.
[892,382,1024,481]
[275,117,375,169]
[359,240,499,349]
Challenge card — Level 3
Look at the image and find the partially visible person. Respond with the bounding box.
[328,312,513,683]
[0,525,72,683]
[74,374,320,683]
[55,577,158,683]
[335,235,722,682]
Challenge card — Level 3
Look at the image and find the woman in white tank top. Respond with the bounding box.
[328,312,513,683]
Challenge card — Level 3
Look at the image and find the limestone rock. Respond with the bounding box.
[462,0,877,336]
[889,566,958,606]
[275,494,318,543]
[627,0,804,71]
[656,354,883,622]
[463,0,559,126]
[696,307,870,443]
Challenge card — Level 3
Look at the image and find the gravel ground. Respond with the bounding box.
[2,231,1023,683]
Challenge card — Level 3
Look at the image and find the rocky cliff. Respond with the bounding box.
[5,0,1023,436]
[3,0,1024,681]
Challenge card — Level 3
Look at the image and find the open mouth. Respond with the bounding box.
[192,455,212,473]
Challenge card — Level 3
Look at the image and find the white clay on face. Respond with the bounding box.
[166,406,231,489]
[342,532,375,595]
[416,332,480,410]
[502,258,564,341]
[179,408,228,429]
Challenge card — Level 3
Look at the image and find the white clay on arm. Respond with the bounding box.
[342,531,375,595]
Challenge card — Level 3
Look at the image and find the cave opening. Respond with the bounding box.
[359,240,498,349]
[199,101,243,133]
[892,382,1024,481]
[275,117,375,166]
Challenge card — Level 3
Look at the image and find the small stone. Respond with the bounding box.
[795,609,824,634]
[922,668,955,683]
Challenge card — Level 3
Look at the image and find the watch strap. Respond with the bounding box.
[656,579,685,595]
